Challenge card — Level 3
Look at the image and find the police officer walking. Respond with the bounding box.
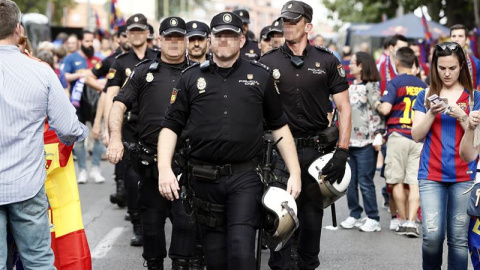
[186,21,210,63]
[104,13,159,247]
[157,12,301,270]
[107,16,198,270]
[260,1,352,269]
[233,9,261,61]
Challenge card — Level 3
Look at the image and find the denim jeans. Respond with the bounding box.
[74,137,105,170]
[347,145,379,221]
[419,180,471,270]
[0,186,55,270]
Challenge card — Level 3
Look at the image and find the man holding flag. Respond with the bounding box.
[0,1,88,269]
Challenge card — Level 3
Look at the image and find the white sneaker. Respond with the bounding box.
[389,218,401,231]
[77,169,88,184]
[90,166,105,183]
[359,218,381,232]
[340,216,365,229]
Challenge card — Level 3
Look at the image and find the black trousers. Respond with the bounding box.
[122,126,142,222]
[191,170,263,270]
[268,147,324,270]
[138,174,197,261]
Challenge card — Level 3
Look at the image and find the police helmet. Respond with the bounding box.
[307,151,351,209]
[262,186,299,251]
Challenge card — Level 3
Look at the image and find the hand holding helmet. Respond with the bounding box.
[321,148,349,184]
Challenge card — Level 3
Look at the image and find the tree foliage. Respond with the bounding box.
[157,0,206,19]
[324,0,476,28]
[15,0,75,25]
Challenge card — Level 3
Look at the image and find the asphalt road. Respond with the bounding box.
[78,160,463,270]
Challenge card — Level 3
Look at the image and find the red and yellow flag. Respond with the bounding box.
[44,128,92,270]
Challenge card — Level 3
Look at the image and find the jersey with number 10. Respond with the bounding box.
[381,73,427,139]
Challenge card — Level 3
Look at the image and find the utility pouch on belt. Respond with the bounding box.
[191,166,219,183]
[317,126,339,148]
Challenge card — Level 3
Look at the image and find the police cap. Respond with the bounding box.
[147,23,154,40]
[159,17,187,36]
[116,25,127,37]
[126,13,148,31]
[279,1,313,22]
[267,19,283,37]
[186,21,210,38]
[210,12,243,35]
[260,26,270,40]
[232,9,250,24]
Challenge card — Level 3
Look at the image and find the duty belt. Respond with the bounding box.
[294,136,319,148]
[189,160,256,177]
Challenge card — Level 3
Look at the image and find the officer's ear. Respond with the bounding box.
[239,34,246,48]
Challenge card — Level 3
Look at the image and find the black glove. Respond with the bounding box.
[321,148,349,184]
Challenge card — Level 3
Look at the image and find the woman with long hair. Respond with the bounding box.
[412,42,480,269]
[339,51,384,232]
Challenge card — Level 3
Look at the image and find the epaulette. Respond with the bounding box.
[135,58,151,67]
[115,51,129,59]
[314,46,333,54]
[148,61,160,72]
[182,62,200,74]
[261,47,280,57]
[250,60,270,71]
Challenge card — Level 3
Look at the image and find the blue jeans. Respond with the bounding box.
[0,186,55,269]
[419,180,471,270]
[74,138,105,170]
[347,145,379,221]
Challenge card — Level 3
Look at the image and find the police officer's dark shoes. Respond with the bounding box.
[130,221,143,246]
[171,259,189,270]
[109,179,126,208]
[143,258,163,270]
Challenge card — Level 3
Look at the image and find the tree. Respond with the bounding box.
[324,0,476,29]
[15,0,75,25]
[156,0,206,19]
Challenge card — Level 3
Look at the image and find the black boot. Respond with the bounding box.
[143,258,163,270]
[130,220,143,246]
[172,259,189,270]
[189,244,205,270]
[109,179,126,208]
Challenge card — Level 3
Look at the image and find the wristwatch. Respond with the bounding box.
[458,114,468,122]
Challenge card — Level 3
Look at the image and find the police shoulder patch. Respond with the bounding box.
[182,62,200,74]
[115,51,129,59]
[314,46,333,55]
[250,60,270,71]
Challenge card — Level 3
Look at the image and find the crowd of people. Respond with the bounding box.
[3,0,480,269]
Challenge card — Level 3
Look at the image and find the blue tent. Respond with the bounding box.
[356,13,449,39]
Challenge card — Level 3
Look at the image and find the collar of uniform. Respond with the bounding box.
[212,56,242,75]
[281,42,310,57]
[0,45,21,52]
[157,52,188,70]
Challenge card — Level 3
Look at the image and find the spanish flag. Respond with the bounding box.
[44,128,92,270]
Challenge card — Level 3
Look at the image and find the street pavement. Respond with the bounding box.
[79,160,465,269]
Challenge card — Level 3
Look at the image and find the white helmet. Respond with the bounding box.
[262,186,299,251]
[307,151,351,209]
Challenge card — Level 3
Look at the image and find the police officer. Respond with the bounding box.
[105,13,159,247]
[186,21,210,63]
[259,26,272,56]
[267,19,284,49]
[157,12,302,270]
[260,1,352,269]
[233,9,261,61]
[107,16,196,270]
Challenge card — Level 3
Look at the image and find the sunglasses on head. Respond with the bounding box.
[18,35,27,45]
[436,42,460,52]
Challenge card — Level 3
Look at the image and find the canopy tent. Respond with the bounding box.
[356,13,449,40]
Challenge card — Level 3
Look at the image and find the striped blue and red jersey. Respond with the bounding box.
[413,89,480,182]
[381,73,427,139]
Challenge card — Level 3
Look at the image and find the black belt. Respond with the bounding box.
[294,136,319,148]
[189,160,256,177]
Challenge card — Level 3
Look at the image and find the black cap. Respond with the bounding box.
[279,1,313,22]
[147,24,154,40]
[116,25,127,37]
[126,13,148,30]
[260,26,270,40]
[159,17,187,36]
[210,12,243,35]
[267,19,283,37]
[232,9,250,24]
[186,21,210,38]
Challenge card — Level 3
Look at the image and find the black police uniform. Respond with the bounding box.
[240,39,260,61]
[91,48,122,79]
[260,42,348,269]
[161,54,287,270]
[114,52,196,267]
